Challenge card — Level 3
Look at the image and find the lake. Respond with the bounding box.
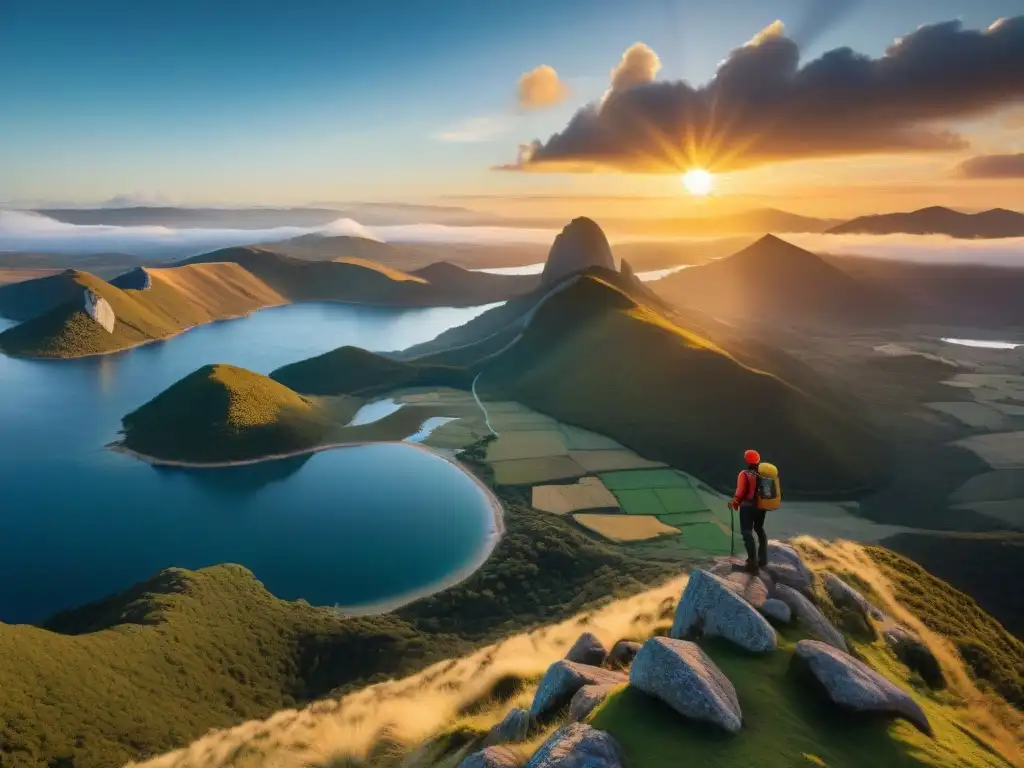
[0,301,502,624]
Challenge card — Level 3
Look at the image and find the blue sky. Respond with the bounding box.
[1,0,1020,207]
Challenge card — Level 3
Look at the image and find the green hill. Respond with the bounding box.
[473,275,886,497]
[270,345,472,396]
[181,247,534,306]
[120,363,334,463]
[0,252,533,359]
[0,269,88,321]
[0,465,671,768]
[0,264,285,358]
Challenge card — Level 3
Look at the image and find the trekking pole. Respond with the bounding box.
[730,505,735,557]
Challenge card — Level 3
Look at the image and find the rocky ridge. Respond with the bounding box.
[458,540,934,768]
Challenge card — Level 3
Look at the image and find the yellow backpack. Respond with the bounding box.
[755,462,782,510]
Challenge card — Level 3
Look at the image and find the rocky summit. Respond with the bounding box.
[541,217,616,286]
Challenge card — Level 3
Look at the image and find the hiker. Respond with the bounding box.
[728,449,781,572]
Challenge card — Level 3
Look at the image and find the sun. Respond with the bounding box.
[681,169,714,196]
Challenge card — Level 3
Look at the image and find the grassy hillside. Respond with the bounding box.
[654,234,900,326]
[0,265,284,358]
[182,247,533,306]
[477,275,886,497]
[128,538,1021,768]
[0,460,672,768]
[880,532,1024,640]
[270,345,473,396]
[866,545,1024,706]
[120,363,333,463]
[0,253,531,359]
[0,269,88,320]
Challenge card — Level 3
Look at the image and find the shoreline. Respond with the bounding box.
[1,293,511,362]
[108,438,507,613]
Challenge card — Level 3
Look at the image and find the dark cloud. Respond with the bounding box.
[958,153,1024,178]
[504,16,1024,174]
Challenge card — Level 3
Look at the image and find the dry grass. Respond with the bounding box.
[129,578,685,768]
[794,537,1022,762]
[130,538,1023,768]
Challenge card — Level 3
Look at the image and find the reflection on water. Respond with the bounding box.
[941,338,1021,350]
[0,301,501,623]
[348,398,403,426]
[408,416,458,443]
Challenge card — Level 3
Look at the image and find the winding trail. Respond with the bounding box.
[472,371,499,437]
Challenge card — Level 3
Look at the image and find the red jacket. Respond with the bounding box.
[732,470,758,508]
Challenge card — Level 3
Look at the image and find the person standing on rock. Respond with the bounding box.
[728,449,782,572]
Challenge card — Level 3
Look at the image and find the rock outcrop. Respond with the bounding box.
[565,632,608,666]
[569,684,617,722]
[605,640,642,670]
[775,584,848,652]
[764,541,816,594]
[794,640,932,735]
[541,217,616,287]
[525,723,623,768]
[83,289,115,333]
[760,598,792,623]
[629,637,743,733]
[530,661,627,722]
[110,267,152,291]
[823,572,884,621]
[671,569,777,652]
[460,745,520,768]
[483,708,531,746]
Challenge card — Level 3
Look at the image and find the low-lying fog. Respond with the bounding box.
[2,209,1024,269]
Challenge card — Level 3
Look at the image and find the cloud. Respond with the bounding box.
[517,65,570,110]
[957,153,1024,178]
[504,16,1024,174]
[1004,109,1024,129]
[786,232,1024,267]
[609,43,661,93]
[433,115,514,143]
[0,210,558,258]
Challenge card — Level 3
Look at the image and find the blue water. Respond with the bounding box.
[0,301,501,624]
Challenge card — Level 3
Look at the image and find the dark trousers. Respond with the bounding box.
[740,504,767,564]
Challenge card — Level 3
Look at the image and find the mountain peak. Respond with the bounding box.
[541,217,615,286]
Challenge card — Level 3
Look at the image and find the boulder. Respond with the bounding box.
[760,598,792,623]
[719,569,772,609]
[774,584,848,652]
[671,569,777,653]
[82,289,115,333]
[541,217,616,287]
[525,723,623,768]
[565,632,608,666]
[629,637,743,733]
[483,708,531,746]
[823,572,884,621]
[764,541,815,595]
[530,661,627,722]
[460,745,521,768]
[569,684,618,722]
[605,640,642,670]
[795,640,932,735]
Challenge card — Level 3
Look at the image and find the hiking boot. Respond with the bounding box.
[758,556,768,569]
[744,559,760,574]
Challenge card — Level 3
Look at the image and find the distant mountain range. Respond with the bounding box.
[828,206,1024,238]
